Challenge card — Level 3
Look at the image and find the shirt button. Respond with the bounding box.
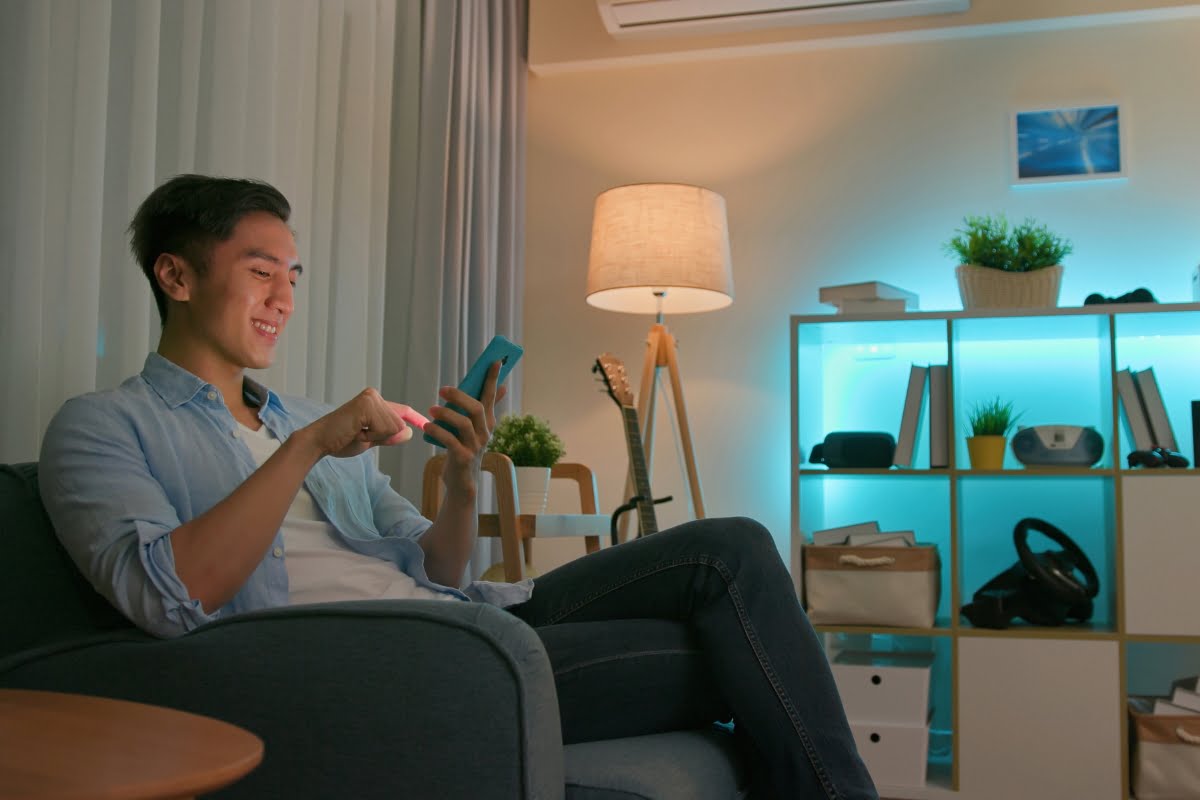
[207,391,217,401]
[273,547,284,558]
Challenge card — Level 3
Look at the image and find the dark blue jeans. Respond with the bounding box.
[507,517,878,800]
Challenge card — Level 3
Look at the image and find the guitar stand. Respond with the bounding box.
[610,495,673,547]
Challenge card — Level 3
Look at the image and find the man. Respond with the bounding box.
[40,174,877,799]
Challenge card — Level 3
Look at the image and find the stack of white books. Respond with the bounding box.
[1152,675,1200,715]
[810,521,916,548]
[819,281,920,315]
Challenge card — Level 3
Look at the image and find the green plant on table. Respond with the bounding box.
[488,413,566,468]
[944,213,1073,272]
[967,398,1021,437]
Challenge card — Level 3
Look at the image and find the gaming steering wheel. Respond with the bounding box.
[1015,517,1100,609]
[960,517,1100,629]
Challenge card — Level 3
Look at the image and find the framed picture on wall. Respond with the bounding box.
[1011,103,1127,185]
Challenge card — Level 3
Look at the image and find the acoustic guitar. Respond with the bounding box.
[593,353,669,540]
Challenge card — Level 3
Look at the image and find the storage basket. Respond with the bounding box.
[1131,698,1200,799]
[803,544,940,628]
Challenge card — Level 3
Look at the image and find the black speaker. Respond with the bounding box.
[809,432,896,468]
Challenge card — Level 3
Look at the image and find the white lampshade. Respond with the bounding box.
[586,183,734,315]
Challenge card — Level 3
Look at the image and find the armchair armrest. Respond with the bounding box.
[0,600,564,800]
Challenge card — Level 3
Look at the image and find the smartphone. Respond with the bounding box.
[424,335,524,447]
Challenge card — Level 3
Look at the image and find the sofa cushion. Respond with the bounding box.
[564,728,748,800]
[0,463,131,659]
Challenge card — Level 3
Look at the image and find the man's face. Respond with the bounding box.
[178,211,302,372]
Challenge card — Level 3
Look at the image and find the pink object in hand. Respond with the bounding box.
[396,407,430,429]
[385,401,429,436]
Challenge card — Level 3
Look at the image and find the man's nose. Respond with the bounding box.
[268,273,294,315]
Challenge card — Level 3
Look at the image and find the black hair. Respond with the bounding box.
[128,174,292,325]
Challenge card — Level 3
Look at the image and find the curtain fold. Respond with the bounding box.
[380,0,526,581]
[0,0,400,458]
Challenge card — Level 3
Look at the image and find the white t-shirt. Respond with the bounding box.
[235,421,455,605]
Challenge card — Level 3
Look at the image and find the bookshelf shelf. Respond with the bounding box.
[815,623,956,637]
[791,303,1200,799]
[956,623,1118,641]
[798,468,947,476]
[956,467,1111,477]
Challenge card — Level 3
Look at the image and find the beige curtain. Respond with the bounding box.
[0,0,398,459]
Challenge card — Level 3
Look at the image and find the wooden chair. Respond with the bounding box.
[421,452,605,582]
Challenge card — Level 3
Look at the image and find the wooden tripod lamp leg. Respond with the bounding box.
[637,324,666,471]
[616,323,707,544]
[662,328,706,519]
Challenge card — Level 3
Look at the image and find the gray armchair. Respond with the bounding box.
[0,463,748,799]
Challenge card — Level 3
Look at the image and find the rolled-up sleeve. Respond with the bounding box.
[39,399,218,638]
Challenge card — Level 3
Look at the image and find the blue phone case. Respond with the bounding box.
[424,335,524,447]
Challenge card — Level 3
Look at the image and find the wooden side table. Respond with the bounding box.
[0,689,263,799]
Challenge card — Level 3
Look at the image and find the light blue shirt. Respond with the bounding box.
[38,353,531,638]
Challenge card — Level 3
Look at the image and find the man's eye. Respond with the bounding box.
[253,269,270,277]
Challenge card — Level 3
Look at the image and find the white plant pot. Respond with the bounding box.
[955,263,1063,310]
[514,466,551,515]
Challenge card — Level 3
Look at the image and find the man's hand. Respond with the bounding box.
[423,361,508,499]
[300,388,426,459]
[416,361,508,586]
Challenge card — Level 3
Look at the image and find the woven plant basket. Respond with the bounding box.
[955,264,1063,310]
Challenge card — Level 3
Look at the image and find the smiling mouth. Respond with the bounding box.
[252,320,279,336]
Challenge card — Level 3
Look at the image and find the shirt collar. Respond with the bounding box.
[141,352,287,414]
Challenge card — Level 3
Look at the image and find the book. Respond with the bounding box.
[928,365,949,468]
[1175,675,1200,693]
[846,530,916,547]
[1152,698,1199,716]
[1116,368,1154,451]
[1171,686,1200,713]
[818,281,919,306]
[1192,400,1199,465]
[893,364,929,468]
[833,297,915,315]
[811,521,880,546]
[1135,367,1178,450]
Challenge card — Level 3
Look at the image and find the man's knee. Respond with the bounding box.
[679,516,779,565]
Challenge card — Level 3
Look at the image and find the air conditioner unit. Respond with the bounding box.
[597,0,971,38]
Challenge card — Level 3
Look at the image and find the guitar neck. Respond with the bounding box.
[620,405,658,536]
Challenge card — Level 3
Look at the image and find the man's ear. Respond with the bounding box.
[154,254,192,303]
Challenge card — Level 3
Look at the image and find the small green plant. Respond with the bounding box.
[967,398,1021,438]
[489,413,566,468]
[944,214,1073,272]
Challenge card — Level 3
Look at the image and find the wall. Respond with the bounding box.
[522,6,1200,570]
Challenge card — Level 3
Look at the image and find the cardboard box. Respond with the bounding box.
[1130,696,1200,799]
[831,650,934,726]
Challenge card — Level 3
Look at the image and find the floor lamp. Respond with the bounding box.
[585,183,735,541]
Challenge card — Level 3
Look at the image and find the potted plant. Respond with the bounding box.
[488,413,566,515]
[965,397,1020,470]
[944,214,1073,309]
